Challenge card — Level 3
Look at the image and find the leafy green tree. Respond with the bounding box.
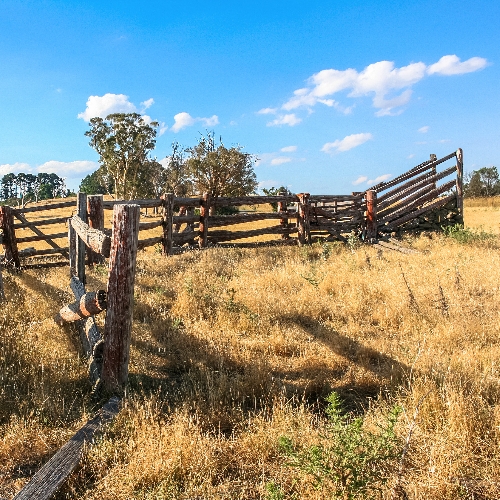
[186,132,257,210]
[262,185,293,211]
[79,167,114,195]
[464,166,500,197]
[85,113,159,200]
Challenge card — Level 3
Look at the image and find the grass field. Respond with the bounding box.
[1,197,500,499]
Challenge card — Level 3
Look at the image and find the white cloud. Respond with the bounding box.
[141,98,154,110]
[267,113,302,127]
[418,126,429,133]
[0,161,98,179]
[257,107,278,115]
[281,145,297,152]
[38,161,99,177]
[427,55,488,75]
[367,174,392,185]
[171,112,196,132]
[352,176,368,185]
[271,157,292,166]
[170,112,219,132]
[274,54,487,117]
[258,179,283,190]
[407,154,415,159]
[78,93,137,121]
[321,133,373,154]
[0,162,33,175]
[201,115,219,127]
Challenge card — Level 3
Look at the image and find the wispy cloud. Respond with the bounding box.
[170,112,219,132]
[367,174,392,185]
[352,175,368,185]
[321,133,373,154]
[418,126,429,133]
[267,113,302,127]
[257,107,278,115]
[281,145,297,153]
[263,55,487,119]
[271,157,292,166]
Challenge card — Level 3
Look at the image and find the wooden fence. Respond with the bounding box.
[0,149,464,265]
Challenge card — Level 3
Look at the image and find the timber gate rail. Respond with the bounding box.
[0,149,463,498]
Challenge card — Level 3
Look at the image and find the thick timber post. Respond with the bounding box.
[76,193,87,284]
[101,204,140,392]
[0,206,20,268]
[162,193,174,255]
[430,154,437,190]
[297,193,311,245]
[199,193,210,248]
[456,148,464,223]
[365,189,378,241]
[87,195,105,265]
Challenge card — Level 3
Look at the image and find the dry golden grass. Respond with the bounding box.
[1,200,500,499]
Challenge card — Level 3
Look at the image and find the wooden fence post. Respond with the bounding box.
[76,193,87,284]
[0,206,20,268]
[456,148,464,222]
[277,191,289,239]
[162,193,174,255]
[365,189,378,241]
[297,193,311,245]
[199,193,210,248]
[101,204,140,392]
[87,195,105,265]
[68,219,76,277]
[0,259,4,301]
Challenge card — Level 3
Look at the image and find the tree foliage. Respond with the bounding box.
[464,166,500,197]
[79,167,114,195]
[0,172,67,206]
[186,132,257,203]
[85,113,159,200]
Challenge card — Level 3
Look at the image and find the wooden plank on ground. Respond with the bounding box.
[13,397,121,500]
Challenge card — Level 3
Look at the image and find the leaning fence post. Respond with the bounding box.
[430,154,437,190]
[87,195,105,265]
[365,189,378,241]
[297,193,311,245]
[76,193,87,284]
[101,204,140,392]
[455,148,464,223]
[162,193,174,256]
[0,206,20,268]
[199,193,210,248]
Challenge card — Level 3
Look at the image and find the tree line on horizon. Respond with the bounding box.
[79,113,259,206]
[0,172,69,207]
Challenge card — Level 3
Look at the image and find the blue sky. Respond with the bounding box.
[1,0,498,194]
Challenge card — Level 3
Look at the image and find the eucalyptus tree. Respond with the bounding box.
[85,113,159,200]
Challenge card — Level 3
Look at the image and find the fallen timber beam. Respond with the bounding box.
[13,216,68,229]
[102,198,163,209]
[17,200,76,214]
[16,232,67,244]
[70,214,111,258]
[386,194,456,229]
[22,261,69,270]
[377,164,457,204]
[70,276,103,385]
[54,290,107,325]
[13,397,121,500]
